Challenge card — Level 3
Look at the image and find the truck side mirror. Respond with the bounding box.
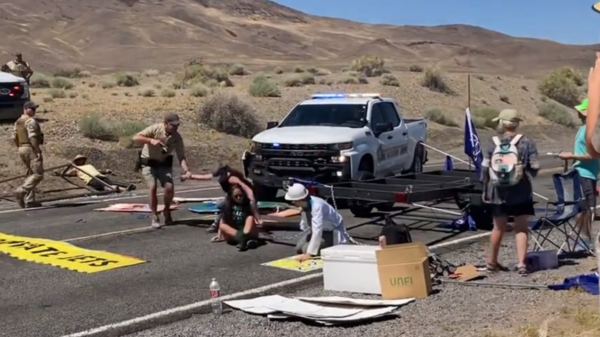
[266,121,278,129]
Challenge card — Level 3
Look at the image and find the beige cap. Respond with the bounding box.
[73,154,87,161]
[492,109,522,122]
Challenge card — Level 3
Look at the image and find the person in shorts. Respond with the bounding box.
[133,113,190,228]
[482,109,539,276]
[558,98,599,250]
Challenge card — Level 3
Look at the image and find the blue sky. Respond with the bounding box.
[273,0,600,45]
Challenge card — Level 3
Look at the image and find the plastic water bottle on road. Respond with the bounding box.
[209,278,223,315]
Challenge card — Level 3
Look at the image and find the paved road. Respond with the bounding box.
[0,165,562,337]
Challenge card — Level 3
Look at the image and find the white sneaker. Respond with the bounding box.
[151,217,162,229]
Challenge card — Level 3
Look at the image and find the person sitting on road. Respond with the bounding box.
[482,109,539,276]
[284,183,352,262]
[57,155,136,193]
[183,164,261,233]
[557,98,599,250]
[212,184,260,251]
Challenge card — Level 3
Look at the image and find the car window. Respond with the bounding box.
[370,104,386,126]
[380,102,401,127]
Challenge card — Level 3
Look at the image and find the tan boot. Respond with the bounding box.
[14,190,25,208]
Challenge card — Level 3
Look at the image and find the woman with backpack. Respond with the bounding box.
[482,109,540,276]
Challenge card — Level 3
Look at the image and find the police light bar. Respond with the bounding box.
[310,92,381,99]
[346,93,381,98]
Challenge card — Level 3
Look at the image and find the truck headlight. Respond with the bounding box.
[331,155,347,163]
[330,142,353,151]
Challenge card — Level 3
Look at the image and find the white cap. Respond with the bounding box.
[284,183,309,201]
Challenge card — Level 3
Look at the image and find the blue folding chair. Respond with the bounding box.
[529,170,593,255]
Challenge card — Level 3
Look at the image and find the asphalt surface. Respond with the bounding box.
[0,159,564,337]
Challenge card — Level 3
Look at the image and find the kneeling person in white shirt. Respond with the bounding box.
[284,183,352,262]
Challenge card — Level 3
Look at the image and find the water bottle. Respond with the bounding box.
[209,278,223,315]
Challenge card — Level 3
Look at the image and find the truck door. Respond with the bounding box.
[369,103,394,175]
[380,102,409,174]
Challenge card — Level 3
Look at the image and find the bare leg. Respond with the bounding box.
[513,215,529,266]
[149,184,160,228]
[163,182,174,225]
[488,216,507,266]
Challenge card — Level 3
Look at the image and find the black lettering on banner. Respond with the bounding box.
[88,260,119,267]
[57,255,119,267]
[2,240,27,247]
[22,243,45,251]
[31,247,68,257]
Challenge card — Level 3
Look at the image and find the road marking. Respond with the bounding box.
[63,227,155,243]
[60,232,492,337]
[0,186,221,215]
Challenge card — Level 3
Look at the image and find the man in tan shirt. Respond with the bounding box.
[133,113,190,228]
[4,53,33,84]
[12,101,44,208]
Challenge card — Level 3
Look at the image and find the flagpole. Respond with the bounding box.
[467,74,472,171]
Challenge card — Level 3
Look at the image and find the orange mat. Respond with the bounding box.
[95,203,178,213]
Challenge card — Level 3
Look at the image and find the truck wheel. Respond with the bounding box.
[254,184,279,202]
[409,144,424,173]
[348,171,375,217]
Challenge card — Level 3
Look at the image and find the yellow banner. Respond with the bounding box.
[0,232,146,273]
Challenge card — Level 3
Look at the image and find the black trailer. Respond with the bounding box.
[310,169,493,230]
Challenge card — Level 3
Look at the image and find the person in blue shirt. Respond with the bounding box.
[558,98,600,249]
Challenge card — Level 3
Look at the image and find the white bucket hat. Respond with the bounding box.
[284,183,309,201]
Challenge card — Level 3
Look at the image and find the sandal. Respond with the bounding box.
[517,264,528,276]
[486,262,508,272]
[211,235,224,242]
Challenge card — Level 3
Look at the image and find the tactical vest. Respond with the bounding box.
[15,116,42,146]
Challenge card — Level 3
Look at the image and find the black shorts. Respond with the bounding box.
[492,202,535,218]
[580,177,597,209]
[87,176,112,191]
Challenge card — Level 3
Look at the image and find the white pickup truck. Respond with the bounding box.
[244,92,428,204]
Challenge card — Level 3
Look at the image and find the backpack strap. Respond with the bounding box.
[492,136,501,146]
[510,134,523,145]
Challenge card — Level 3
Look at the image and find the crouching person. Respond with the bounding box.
[214,184,260,251]
[284,183,352,262]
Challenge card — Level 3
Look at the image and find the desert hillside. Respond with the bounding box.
[0,0,597,75]
[0,0,590,199]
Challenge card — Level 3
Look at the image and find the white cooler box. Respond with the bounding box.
[321,245,381,294]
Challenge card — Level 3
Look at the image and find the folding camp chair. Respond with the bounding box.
[529,170,593,255]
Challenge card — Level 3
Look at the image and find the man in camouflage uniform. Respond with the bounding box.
[4,53,33,84]
[133,113,190,228]
[12,101,44,208]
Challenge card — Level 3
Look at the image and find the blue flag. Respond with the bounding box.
[444,155,453,171]
[464,108,483,173]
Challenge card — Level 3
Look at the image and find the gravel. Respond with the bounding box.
[127,224,599,337]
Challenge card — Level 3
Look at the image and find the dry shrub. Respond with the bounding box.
[421,68,453,94]
[197,93,262,138]
[248,75,281,97]
[425,109,458,127]
[538,67,583,107]
[380,74,399,87]
[350,55,386,77]
[538,103,576,128]
[79,113,117,141]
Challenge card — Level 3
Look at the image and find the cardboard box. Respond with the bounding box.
[375,242,432,299]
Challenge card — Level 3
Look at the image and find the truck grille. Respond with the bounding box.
[268,160,312,168]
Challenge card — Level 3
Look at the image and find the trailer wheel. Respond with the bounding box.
[254,184,279,202]
[348,171,375,217]
[409,144,424,173]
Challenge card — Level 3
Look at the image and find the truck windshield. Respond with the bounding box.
[279,104,367,128]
